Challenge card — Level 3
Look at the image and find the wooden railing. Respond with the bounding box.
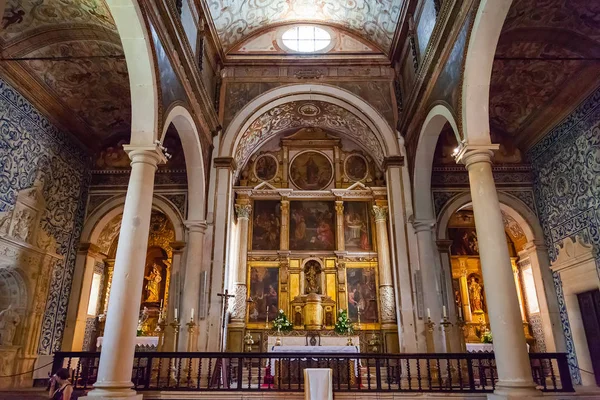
[52,351,574,393]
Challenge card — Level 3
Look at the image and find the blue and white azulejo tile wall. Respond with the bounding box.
[0,78,90,354]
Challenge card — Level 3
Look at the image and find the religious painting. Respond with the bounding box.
[344,154,368,181]
[289,201,335,250]
[248,267,279,323]
[251,201,281,250]
[254,154,278,181]
[343,202,372,251]
[448,228,479,255]
[289,151,333,190]
[346,267,378,323]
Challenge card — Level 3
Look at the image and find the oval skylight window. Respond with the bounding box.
[281,26,331,53]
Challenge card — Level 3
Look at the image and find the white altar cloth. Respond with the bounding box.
[267,335,360,349]
[96,336,158,350]
[304,369,332,400]
[466,343,529,353]
[267,345,359,372]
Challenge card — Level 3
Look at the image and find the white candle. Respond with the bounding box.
[175,308,178,320]
[427,308,431,319]
[160,299,163,309]
[458,307,463,319]
[191,308,195,321]
[443,305,447,318]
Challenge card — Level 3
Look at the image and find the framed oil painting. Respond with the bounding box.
[290,201,335,251]
[252,200,281,250]
[343,202,372,251]
[346,267,378,323]
[254,154,278,181]
[344,154,368,181]
[248,267,279,323]
[289,151,333,190]
[448,228,479,255]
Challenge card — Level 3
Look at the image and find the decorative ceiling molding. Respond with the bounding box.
[206,0,403,53]
[234,100,385,172]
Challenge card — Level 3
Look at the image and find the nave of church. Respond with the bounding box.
[0,1,599,399]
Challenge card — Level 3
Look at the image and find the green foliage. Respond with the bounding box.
[481,330,493,344]
[334,309,354,335]
[272,309,293,332]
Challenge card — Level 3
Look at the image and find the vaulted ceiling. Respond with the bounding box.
[206,0,404,54]
[489,0,600,150]
[0,0,130,149]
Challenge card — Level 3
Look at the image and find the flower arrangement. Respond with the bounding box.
[272,309,293,332]
[334,309,354,335]
[481,330,493,344]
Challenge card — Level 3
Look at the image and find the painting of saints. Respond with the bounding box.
[343,202,372,251]
[346,267,378,323]
[252,201,281,250]
[248,267,279,323]
[289,201,335,251]
[289,151,333,190]
[449,228,479,256]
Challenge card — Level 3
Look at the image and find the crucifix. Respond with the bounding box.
[217,289,235,350]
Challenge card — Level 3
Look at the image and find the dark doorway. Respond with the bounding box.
[577,289,600,386]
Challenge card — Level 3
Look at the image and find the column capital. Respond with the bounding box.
[78,242,107,260]
[411,219,436,233]
[169,241,187,252]
[383,155,404,170]
[184,220,208,233]
[454,144,499,168]
[372,205,389,222]
[436,239,453,253]
[123,144,167,167]
[235,204,252,220]
[213,156,237,170]
[335,201,344,214]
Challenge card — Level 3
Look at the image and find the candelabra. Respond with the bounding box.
[425,317,436,353]
[456,317,467,353]
[186,318,197,352]
[368,333,380,353]
[155,315,167,352]
[244,332,254,353]
[170,317,181,352]
[440,316,453,352]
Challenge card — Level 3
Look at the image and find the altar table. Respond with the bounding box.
[96,336,158,351]
[267,345,359,387]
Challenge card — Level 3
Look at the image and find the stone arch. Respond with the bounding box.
[220,84,401,167]
[461,0,513,144]
[413,104,460,220]
[83,195,185,246]
[0,268,28,313]
[161,105,206,219]
[105,0,159,144]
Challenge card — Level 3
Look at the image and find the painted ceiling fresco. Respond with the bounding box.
[207,0,403,53]
[235,101,385,172]
[0,0,130,148]
[490,0,600,150]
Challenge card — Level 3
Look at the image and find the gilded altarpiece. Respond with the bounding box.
[231,128,396,353]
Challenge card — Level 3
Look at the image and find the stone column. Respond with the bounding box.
[372,203,396,327]
[335,200,345,252]
[179,221,206,351]
[86,145,165,400]
[517,241,564,352]
[230,202,252,325]
[457,147,539,399]
[412,219,444,351]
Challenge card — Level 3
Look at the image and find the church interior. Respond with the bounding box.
[0,1,599,399]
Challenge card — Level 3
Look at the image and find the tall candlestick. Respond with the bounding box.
[175,308,178,320]
[427,308,431,319]
[443,305,447,318]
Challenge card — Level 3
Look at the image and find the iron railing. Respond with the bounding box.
[51,351,574,394]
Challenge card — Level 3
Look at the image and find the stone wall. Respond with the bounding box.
[529,86,600,384]
[0,78,90,354]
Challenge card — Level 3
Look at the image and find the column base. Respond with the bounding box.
[83,387,141,399]
[487,381,542,400]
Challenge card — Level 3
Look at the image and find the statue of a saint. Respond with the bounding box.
[0,305,21,346]
[137,306,149,333]
[144,264,162,303]
[304,262,320,294]
[469,277,484,312]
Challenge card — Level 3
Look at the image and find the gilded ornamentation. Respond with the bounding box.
[372,205,388,222]
[235,204,252,220]
[144,264,162,303]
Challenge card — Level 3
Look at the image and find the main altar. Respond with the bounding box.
[226,128,400,355]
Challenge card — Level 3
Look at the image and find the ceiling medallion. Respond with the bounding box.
[298,103,321,117]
